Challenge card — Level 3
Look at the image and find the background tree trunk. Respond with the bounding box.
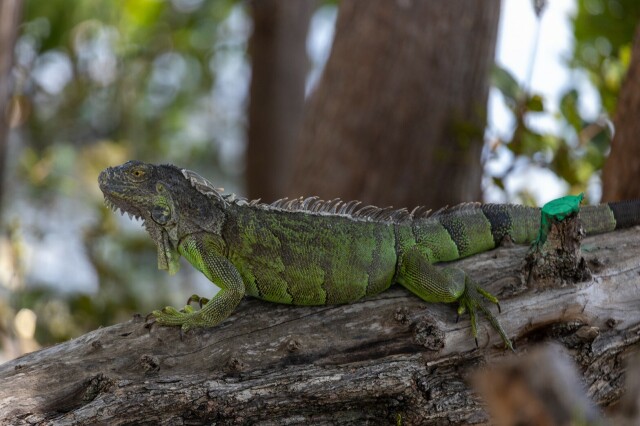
[0,0,23,216]
[246,0,314,201]
[1,228,639,425]
[602,25,640,202]
[288,0,501,208]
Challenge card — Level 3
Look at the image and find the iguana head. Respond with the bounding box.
[98,160,226,274]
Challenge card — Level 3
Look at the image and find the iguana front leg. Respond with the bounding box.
[397,247,513,350]
[152,234,245,332]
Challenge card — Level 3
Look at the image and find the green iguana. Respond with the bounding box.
[98,161,640,350]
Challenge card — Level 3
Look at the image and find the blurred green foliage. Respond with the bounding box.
[572,0,639,113]
[2,0,251,353]
[17,0,243,172]
[489,0,639,203]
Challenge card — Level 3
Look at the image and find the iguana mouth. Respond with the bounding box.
[99,168,145,221]
[103,197,143,221]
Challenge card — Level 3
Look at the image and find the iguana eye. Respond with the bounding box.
[129,167,148,181]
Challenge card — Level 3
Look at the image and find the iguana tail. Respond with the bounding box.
[422,201,640,263]
[579,200,640,235]
[481,200,640,246]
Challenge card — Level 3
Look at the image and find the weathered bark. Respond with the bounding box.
[1,228,639,425]
[289,0,501,208]
[246,0,314,201]
[602,25,640,201]
[0,0,22,216]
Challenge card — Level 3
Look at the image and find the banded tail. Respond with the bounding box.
[593,200,640,231]
[483,200,640,245]
[419,201,640,263]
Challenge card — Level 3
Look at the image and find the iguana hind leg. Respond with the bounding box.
[397,247,513,350]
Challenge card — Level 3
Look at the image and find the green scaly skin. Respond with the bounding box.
[99,161,640,351]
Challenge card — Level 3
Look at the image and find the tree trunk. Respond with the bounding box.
[1,228,639,425]
[0,0,22,216]
[246,0,314,201]
[288,0,501,208]
[602,25,640,201]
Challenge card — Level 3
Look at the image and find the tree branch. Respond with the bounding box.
[1,229,639,424]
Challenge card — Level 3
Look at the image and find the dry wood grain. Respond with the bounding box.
[1,228,639,425]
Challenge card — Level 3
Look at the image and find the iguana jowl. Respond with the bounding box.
[98,161,640,350]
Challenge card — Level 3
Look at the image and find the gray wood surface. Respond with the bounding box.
[1,228,639,425]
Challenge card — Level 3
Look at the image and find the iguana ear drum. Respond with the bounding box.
[152,204,172,225]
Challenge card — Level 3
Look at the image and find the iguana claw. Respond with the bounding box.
[458,277,514,352]
[186,294,210,308]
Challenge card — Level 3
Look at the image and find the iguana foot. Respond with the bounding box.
[152,305,212,332]
[457,277,514,351]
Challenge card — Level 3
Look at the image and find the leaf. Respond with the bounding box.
[491,64,523,106]
[520,128,545,156]
[526,94,544,112]
[559,89,582,134]
[550,143,579,186]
